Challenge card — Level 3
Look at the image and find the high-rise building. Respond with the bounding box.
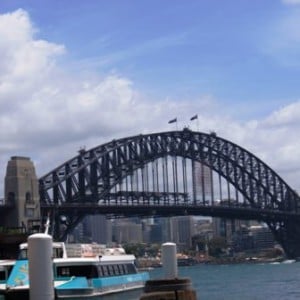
[192,162,212,204]
[148,224,163,243]
[160,218,172,242]
[170,216,196,251]
[212,215,246,245]
[112,219,143,244]
[90,215,112,244]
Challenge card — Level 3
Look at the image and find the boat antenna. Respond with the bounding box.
[44,213,50,235]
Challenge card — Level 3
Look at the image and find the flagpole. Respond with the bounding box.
[168,118,178,130]
[190,114,198,131]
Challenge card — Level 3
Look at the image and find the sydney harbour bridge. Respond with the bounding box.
[38,129,300,258]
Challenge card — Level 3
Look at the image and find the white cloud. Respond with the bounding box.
[262,9,300,66]
[0,9,300,199]
[282,0,300,5]
[263,101,300,127]
[0,10,195,189]
[0,9,65,116]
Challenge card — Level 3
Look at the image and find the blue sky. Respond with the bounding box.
[1,1,300,192]
[2,0,300,117]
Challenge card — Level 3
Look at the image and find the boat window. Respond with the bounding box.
[113,264,119,275]
[101,265,109,277]
[57,265,97,279]
[0,270,6,281]
[18,249,28,260]
[0,267,12,281]
[125,263,137,274]
[90,266,98,278]
[97,264,136,277]
[18,247,64,260]
[53,248,64,258]
[107,265,114,276]
[99,265,122,277]
[116,265,124,275]
[97,266,103,277]
[59,267,70,276]
[118,265,124,274]
[123,264,128,274]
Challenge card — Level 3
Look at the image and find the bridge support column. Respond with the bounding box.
[270,220,300,259]
[283,221,300,259]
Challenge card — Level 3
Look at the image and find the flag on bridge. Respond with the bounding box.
[168,118,177,124]
[190,114,198,121]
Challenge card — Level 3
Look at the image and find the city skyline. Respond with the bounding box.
[0,1,300,195]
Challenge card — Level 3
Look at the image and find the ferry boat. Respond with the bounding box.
[0,259,15,291]
[0,242,150,299]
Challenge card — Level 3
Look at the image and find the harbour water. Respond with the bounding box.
[67,261,300,300]
[148,261,300,300]
[2,261,299,300]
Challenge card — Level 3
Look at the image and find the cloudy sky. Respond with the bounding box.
[1,0,300,196]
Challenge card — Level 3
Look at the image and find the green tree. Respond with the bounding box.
[123,243,146,257]
[192,234,206,252]
[208,236,227,257]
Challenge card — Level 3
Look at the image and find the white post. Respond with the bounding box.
[161,242,178,279]
[28,233,54,300]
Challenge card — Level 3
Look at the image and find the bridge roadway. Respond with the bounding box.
[2,196,300,228]
[41,201,300,222]
[2,197,300,224]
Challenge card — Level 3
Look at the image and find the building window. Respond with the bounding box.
[25,192,34,204]
[25,208,34,217]
[7,192,15,204]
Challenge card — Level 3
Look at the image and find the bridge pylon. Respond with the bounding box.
[4,156,41,231]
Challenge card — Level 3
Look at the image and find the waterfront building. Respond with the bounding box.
[195,219,213,239]
[112,219,143,244]
[232,225,253,252]
[232,224,276,252]
[249,225,275,249]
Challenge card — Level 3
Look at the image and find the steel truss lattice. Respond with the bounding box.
[39,129,300,257]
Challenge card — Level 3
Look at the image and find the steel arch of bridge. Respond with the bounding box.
[39,129,300,258]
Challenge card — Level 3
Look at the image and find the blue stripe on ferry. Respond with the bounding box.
[92,272,149,288]
[56,277,89,289]
[7,260,29,287]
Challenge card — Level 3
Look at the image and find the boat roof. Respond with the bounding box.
[53,254,136,265]
[0,260,15,267]
[19,241,64,249]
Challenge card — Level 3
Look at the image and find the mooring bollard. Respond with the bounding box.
[162,242,178,279]
[140,242,197,300]
[28,233,54,300]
